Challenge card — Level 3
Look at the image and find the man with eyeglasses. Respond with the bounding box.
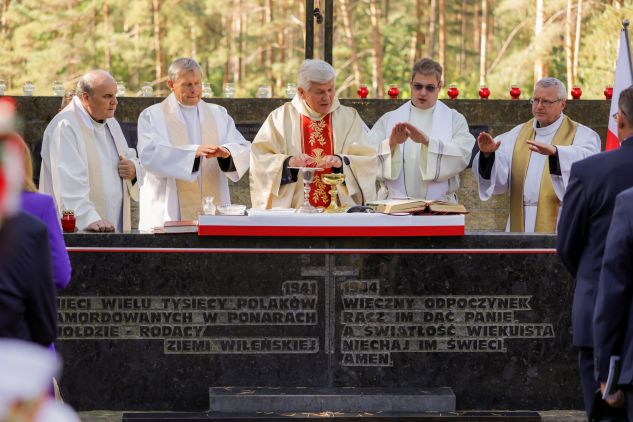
[369,58,475,202]
[557,85,633,419]
[472,77,600,233]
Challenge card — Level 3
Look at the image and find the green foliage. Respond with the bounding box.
[0,0,631,98]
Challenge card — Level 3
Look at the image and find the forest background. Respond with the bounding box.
[0,0,631,99]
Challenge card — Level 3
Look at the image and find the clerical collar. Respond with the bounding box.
[534,113,564,136]
[178,102,198,110]
[302,99,326,119]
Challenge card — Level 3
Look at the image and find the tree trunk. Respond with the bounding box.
[426,0,437,57]
[534,0,544,83]
[479,0,487,85]
[459,0,467,72]
[369,0,384,98]
[438,0,446,72]
[103,0,111,71]
[152,0,163,85]
[1,0,10,37]
[223,12,232,86]
[473,1,480,54]
[266,0,274,87]
[409,0,423,65]
[573,0,583,83]
[565,0,574,88]
[340,0,362,87]
[276,2,286,95]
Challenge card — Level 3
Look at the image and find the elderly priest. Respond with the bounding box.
[472,77,600,233]
[40,70,141,232]
[137,58,250,230]
[250,59,377,209]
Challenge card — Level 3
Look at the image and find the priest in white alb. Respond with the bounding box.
[40,70,141,232]
[250,59,377,209]
[368,58,475,203]
[137,58,250,230]
[472,77,601,233]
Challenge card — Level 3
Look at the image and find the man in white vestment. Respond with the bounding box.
[40,70,141,232]
[250,59,376,209]
[369,58,475,202]
[137,58,250,230]
[472,77,601,233]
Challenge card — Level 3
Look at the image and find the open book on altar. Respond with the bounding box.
[366,199,468,215]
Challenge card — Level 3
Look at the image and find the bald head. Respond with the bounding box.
[76,70,118,121]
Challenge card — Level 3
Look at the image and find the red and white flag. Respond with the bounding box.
[606,24,633,151]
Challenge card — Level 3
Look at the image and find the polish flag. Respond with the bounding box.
[606,23,633,151]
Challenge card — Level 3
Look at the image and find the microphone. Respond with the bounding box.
[343,156,365,206]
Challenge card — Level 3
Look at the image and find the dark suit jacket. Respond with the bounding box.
[557,137,633,348]
[0,212,57,346]
[594,187,633,384]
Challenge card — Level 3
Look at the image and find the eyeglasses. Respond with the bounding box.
[613,110,627,119]
[530,98,563,106]
[411,83,438,93]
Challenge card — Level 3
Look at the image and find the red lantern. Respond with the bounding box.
[510,85,521,100]
[479,85,490,100]
[357,85,369,99]
[387,85,400,99]
[61,210,76,233]
[604,85,613,100]
[447,84,459,99]
[571,86,582,100]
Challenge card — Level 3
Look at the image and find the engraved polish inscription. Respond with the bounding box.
[339,280,555,367]
[57,280,319,355]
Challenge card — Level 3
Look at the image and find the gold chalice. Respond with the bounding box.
[322,173,347,213]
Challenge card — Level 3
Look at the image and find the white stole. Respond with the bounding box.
[385,100,453,200]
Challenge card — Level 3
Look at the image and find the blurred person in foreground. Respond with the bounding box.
[0,339,80,422]
[0,107,57,347]
[137,58,250,230]
[40,69,141,232]
[557,85,633,418]
[368,58,475,202]
[250,59,376,209]
[593,186,633,421]
[473,77,600,233]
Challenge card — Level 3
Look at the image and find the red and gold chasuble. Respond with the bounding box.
[300,113,334,207]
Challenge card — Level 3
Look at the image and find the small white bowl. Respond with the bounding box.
[218,204,247,216]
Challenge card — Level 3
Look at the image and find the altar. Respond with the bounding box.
[58,231,578,412]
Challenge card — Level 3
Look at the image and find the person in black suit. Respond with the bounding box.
[594,186,633,420]
[0,212,57,347]
[557,85,633,417]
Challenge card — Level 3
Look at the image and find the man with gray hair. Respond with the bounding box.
[472,77,600,232]
[40,69,141,232]
[137,58,250,230]
[250,59,376,209]
[369,58,475,203]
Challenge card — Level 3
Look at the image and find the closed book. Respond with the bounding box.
[155,220,198,234]
[602,355,621,400]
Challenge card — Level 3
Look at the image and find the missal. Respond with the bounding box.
[154,220,198,234]
[366,199,468,215]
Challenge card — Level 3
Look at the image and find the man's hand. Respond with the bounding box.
[388,123,409,148]
[118,155,136,180]
[86,219,115,233]
[477,132,501,157]
[402,123,429,145]
[526,140,556,156]
[195,145,231,159]
[320,155,343,169]
[600,382,625,407]
[288,154,315,168]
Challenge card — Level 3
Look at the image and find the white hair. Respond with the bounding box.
[535,77,567,100]
[76,69,114,96]
[168,58,202,82]
[297,59,336,91]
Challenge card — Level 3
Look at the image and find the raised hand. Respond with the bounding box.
[288,154,316,168]
[388,122,409,148]
[526,140,556,156]
[477,132,501,156]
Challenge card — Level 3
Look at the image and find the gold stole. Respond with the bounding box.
[161,99,221,221]
[510,116,577,233]
[70,101,132,231]
[300,113,333,207]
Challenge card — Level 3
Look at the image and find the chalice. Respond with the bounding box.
[290,167,323,213]
[322,173,347,213]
